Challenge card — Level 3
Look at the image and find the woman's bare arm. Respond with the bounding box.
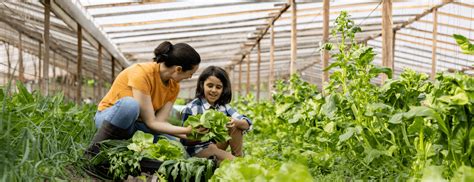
[132,88,191,135]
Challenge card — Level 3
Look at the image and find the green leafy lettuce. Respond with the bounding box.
[184,110,231,142]
[210,157,313,182]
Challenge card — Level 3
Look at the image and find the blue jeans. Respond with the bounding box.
[94,97,177,142]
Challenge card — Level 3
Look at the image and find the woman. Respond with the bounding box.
[87,41,201,155]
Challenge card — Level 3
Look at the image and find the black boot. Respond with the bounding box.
[85,121,131,156]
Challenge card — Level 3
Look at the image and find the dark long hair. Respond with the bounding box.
[195,66,232,105]
[153,41,200,71]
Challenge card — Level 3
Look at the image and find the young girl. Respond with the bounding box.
[181,66,252,162]
[87,41,202,156]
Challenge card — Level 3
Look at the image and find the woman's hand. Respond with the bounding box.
[196,126,210,134]
[186,125,209,134]
[227,118,249,130]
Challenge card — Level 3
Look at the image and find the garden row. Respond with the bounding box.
[1,11,473,181]
[231,12,473,181]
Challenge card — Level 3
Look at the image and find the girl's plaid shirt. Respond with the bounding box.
[181,98,253,131]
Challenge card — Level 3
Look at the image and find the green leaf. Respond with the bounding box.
[322,42,333,51]
[405,106,447,135]
[439,90,469,105]
[195,165,205,182]
[276,103,292,115]
[369,66,393,79]
[288,112,302,124]
[453,34,474,55]
[323,122,335,133]
[183,110,231,142]
[171,162,180,180]
[452,166,474,181]
[389,113,404,124]
[323,62,341,71]
[127,131,154,152]
[408,117,424,134]
[272,162,313,182]
[321,94,337,120]
[363,148,384,164]
[16,82,33,104]
[421,166,447,182]
[339,127,355,142]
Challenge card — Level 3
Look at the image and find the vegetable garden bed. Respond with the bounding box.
[1,11,473,181]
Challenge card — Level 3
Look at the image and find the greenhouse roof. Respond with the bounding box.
[0,0,473,94]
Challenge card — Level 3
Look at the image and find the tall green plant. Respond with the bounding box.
[0,82,96,180]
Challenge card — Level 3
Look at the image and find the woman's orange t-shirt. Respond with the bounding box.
[98,62,179,111]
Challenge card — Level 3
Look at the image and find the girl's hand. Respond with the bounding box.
[229,118,249,130]
[226,120,235,128]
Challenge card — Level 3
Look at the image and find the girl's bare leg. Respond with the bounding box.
[217,126,243,156]
[195,143,234,163]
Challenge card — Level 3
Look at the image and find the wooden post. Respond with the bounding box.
[381,0,393,84]
[18,34,25,83]
[98,45,103,98]
[43,0,51,95]
[2,44,5,85]
[38,43,42,92]
[290,0,297,75]
[111,56,115,82]
[65,59,69,98]
[77,24,83,103]
[246,54,250,96]
[33,55,37,82]
[256,42,261,101]
[392,30,396,69]
[228,67,235,95]
[5,44,11,81]
[431,8,438,80]
[269,24,275,96]
[52,52,56,92]
[238,61,242,96]
[322,0,330,84]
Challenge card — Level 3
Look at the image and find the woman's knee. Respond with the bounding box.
[109,97,140,129]
[118,97,140,116]
[207,143,218,150]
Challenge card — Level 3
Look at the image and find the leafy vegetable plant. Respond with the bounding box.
[92,131,185,180]
[231,11,474,181]
[157,157,215,182]
[184,110,231,142]
[210,156,313,182]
